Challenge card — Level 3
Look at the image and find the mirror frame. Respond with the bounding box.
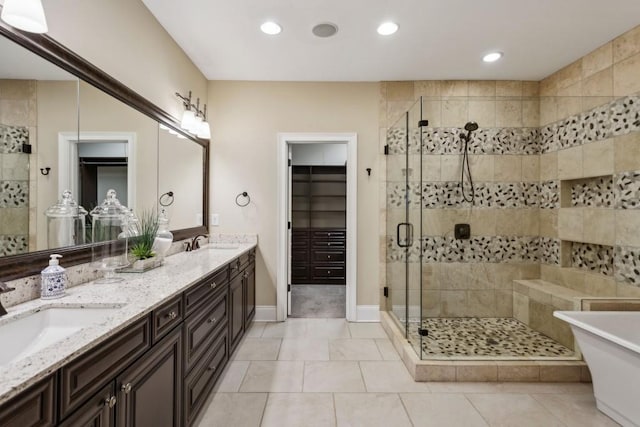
[0,20,209,281]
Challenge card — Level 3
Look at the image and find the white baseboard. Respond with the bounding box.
[254,306,277,322]
[356,305,381,322]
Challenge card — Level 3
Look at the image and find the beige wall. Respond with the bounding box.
[43,0,207,120]
[207,81,380,307]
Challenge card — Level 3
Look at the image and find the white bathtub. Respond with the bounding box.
[554,311,640,427]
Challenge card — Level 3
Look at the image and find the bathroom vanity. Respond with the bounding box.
[0,244,256,427]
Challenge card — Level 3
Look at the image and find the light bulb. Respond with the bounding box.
[1,0,48,34]
[180,109,197,131]
[197,121,211,139]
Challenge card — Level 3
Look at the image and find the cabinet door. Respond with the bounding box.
[0,377,55,427]
[116,327,182,427]
[244,263,255,325]
[59,383,114,427]
[229,273,244,352]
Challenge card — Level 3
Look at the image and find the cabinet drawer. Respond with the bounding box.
[60,316,151,419]
[291,265,309,279]
[152,295,183,343]
[291,249,308,262]
[312,230,345,239]
[312,250,344,262]
[0,376,55,427]
[292,238,308,249]
[185,266,228,316]
[312,266,345,279]
[183,330,228,426]
[312,240,345,249]
[292,229,309,239]
[229,258,242,279]
[184,289,228,373]
[59,383,114,427]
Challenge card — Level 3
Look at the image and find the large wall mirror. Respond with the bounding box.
[0,21,209,280]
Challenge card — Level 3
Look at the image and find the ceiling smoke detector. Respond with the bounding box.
[312,23,339,38]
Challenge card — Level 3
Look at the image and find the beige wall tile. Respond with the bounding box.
[496,99,523,127]
[613,24,640,63]
[441,290,467,316]
[522,99,540,127]
[467,290,497,317]
[614,131,640,172]
[498,364,540,382]
[387,100,416,127]
[616,282,640,297]
[456,363,498,381]
[582,95,613,111]
[558,208,583,241]
[495,290,514,317]
[522,155,540,182]
[414,80,441,98]
[529,300,554,337]
[582,208,615,246]
[539,96,558,125]
[557,81,582,97]
[522,81,540,97]
[582,67,613,97]
[495,210,524,235]
[414,363,456,381]
[582,42,613,78]
[468,100,496,128]
[387,81,415,101]
[441,80,468,97]
[557,268,586,293]
[468,155,494,181]
[442,99,469,127]
[493,155,522,181]
[468,81,496,97]
[540,152,558,181]
[614,52,640,97]
[422,99,442,128]
[540,77,557,97]
[584,274,616,297]
[539,364,582,382]
[468,210,497,236]
[513,292,530,324]
[522,209,540,236]
[557,146,583,179]
[616,210,640,246]
[440,155,461,181]
[496,81,522,97]
[555,60,583,90]
[583,139,614,177]
[556,96,582,121]
[421,155,442,181]
[539,209,558,238]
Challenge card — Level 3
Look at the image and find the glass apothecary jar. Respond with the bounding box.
[90,189,130,283]
[152,208,173,262]
[44,190,88,249]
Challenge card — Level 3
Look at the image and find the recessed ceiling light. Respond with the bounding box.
[260,21,282,35]
[377,22,398,36]
[312,22,339,38]
[483,52,503,63]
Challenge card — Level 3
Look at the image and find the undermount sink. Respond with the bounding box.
[0,306,121,366]
[207,244,240,250]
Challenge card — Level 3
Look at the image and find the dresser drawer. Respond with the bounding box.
[312,240,345,249]
[312,265,345,279]
[60,316,151,419]
[292,249,308,262]
[291,264,309,280]
[152,294,183,343]
[312,250,344,262]
[185,266,228,316]
[184,289,228,373]
[312,229,345,239]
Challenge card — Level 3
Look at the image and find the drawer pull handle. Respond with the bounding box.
[121,383,132,394]
[327,255,331,259]
[105,396,117,408]
[210,281,217,289]
[327,270,331,274]
[167,311,177,320]
[243,272,249,278]
[208,317,217,324]
[207,366,217,372]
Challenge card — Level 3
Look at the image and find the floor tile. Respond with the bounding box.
[232,338,281,360]
[307,318,351,338]
[262,319,309,338]
[401,393,489,427]
[467,393,566,426]
[428,382,500,394]
[278,338,330,360]
[245,321,267,337]
[291,284,346,318]
[239,361,304,392]
[495,382,593,394]
[532,393,620,426]
[213,361,249,392]
[195,392,267,427]
[348,322,388,338]
[334,393,412,427]
[261,393,336,427]
[374,338,401,360]
[360,361,430,392]
[303,361,366,392]
[329,339,382,360]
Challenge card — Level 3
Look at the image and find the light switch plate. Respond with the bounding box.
[210,213,220,226]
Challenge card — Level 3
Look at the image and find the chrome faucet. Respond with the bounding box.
[0,282,16,317]
[185,234,208,252]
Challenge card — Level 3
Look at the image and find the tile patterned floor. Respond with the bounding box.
[290,285,346,318]
[407,317,575,359]
[195,319,619,427]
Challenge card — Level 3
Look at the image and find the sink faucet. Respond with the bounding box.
[0,282,16,317]
[185,234,208,252]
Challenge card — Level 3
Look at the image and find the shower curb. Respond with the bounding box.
[380,311,591,382]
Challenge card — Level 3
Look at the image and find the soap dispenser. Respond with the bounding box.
[41,254,66,299]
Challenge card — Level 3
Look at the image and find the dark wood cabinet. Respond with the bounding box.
[0,377,56,427]
[292,228,346,284]
[116,326,182,427]
[58,383,114,427]
[244,262,255,324]
[184,287,228,372]
[152,295,184,344]
[229,272,244,353]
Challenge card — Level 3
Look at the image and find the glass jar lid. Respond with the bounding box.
[45,190,88,218]
[89,189,129,220]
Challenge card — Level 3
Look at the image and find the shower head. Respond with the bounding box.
[464,122,479,132]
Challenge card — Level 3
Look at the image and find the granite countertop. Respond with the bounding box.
[0,242,256,405]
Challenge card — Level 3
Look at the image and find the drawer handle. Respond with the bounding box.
[166,311,177,320]
[210,281,217,289]
[327,270,331,274]
[105,396,117,409]
[243,272,249,279]
[121,383,132,394]
[208,317,217,324]
[327,255,331,259]
[207,366,217,372]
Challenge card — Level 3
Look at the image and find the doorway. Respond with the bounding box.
[277,133,357,322]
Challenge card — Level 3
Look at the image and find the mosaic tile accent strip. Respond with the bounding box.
[421,236,538,264]
[0,181,28,207]
[571,176,614,207]
[539,180,559,209]
[386,235,421,263]
[0,235,28,256]
[539,237,560,265]
[571,242,613,276]
[409,317,575,358]
[0,125,28,153]
[614,246,640,286]
[615,171,640,209]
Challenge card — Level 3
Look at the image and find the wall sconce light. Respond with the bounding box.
[175,90,211,139]
[1,0,48,34]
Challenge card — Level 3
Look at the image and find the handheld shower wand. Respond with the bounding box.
[459,122,478,203]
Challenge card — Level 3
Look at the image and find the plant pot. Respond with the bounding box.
[119,256,162,273]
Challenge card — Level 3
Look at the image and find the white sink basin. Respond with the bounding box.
[0,306,120,366]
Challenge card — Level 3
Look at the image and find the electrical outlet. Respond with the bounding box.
[210,213,220,226]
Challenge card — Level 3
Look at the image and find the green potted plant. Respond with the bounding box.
[123,209,162,272]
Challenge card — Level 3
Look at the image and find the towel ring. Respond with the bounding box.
[159,191,174,207]
[235,192,250,207]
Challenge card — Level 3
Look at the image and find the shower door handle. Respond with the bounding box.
[396,223,414,247]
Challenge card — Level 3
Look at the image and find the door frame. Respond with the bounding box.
[276,133,358,322]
